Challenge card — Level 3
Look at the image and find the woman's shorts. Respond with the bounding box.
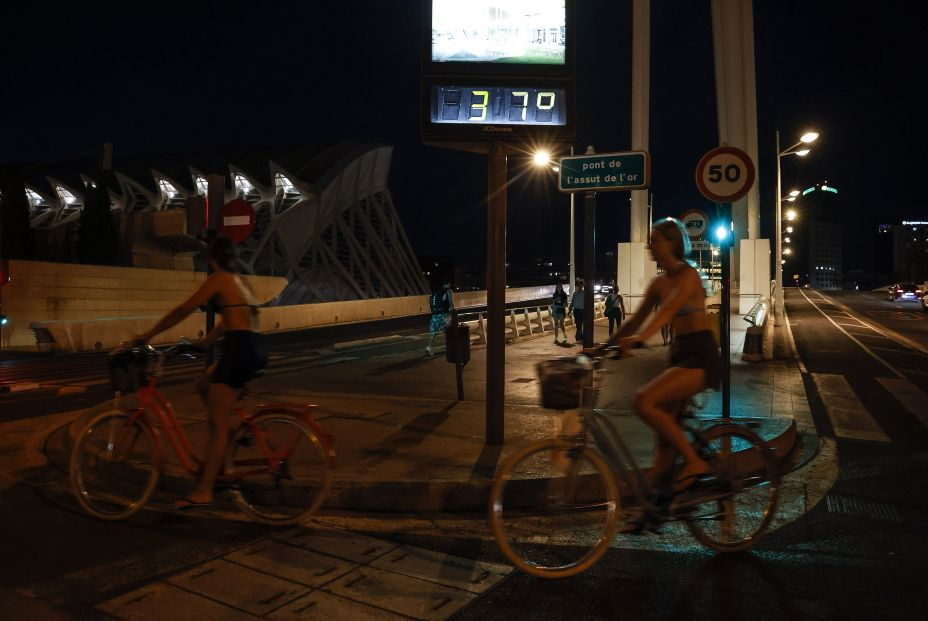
[211,331,268,389]
[669,330,721,389]
[430,313,450,334]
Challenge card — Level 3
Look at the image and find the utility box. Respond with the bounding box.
[445,324,471,364]
[706,303,721,347]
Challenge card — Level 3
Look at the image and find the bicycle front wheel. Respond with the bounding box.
[69,409,160,520]
[685,424,780,552]
[488,439,621,579]
[226,414,331,525]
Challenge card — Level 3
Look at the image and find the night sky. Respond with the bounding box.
[2,1,925,273]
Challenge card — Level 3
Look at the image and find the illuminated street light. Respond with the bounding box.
[786,226,794,234]
[775,128,819,326]
[788,189,800,197]
[535,147,576,292]
[783,248,792,255]
[784,237,791,243]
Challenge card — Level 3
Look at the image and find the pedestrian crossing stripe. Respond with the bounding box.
[811,373,890,443]
[875,377,928,430]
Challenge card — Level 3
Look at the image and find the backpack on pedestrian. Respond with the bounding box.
[430,289,450,314]
[604,292,618,318]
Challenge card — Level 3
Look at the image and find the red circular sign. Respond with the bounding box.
[695,146,756,203]
[219,198,256,243]
[680,209,709,239]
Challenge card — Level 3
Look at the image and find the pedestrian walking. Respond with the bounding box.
[551,283,568,344]
[568,280,585,343]
[604,287,627,336]
[426,279,454,356]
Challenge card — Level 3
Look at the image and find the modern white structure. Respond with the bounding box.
[18,143,428,303]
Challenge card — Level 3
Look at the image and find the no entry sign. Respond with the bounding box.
[219,198,256,243]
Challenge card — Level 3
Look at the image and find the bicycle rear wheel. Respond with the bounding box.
[488,439,621,579]
[226,414,330,525]
[70,409,160,520]
[685,424,780,552]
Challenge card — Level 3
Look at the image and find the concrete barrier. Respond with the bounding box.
[1,260,286,350]
[742,297,769,362]
[26,285,570,353]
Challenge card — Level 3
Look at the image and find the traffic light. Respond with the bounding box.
[713,204,733,248]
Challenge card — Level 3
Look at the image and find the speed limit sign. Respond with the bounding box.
[695,146,756,203]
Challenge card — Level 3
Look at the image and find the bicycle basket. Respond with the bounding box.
[107,344,158,392]
[536,358,593,410]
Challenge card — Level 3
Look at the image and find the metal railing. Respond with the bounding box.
[455,300,607,346]
[743,297,769,327]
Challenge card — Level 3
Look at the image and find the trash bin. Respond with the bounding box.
[742,325,764,362]
[706,303,721,347]
[445,324,471,364]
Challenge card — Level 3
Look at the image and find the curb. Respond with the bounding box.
[0,382,40,393]
[46,416,800,514]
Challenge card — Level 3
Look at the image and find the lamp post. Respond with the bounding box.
[534,147,576,294]
[775,130,818,326]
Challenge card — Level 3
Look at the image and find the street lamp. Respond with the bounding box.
[775,130,818,326]
[534,146,575,294]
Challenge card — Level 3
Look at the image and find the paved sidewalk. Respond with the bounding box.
[43,314,808,514]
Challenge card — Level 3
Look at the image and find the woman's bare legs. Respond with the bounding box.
[634,367,710,489]
[183,382,238,505]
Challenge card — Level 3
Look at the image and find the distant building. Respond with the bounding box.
[875,221,928,283]
[507,256,568,288]
[787,181,842,289]
[5,143,428,303]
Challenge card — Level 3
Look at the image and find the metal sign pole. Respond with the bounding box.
[205,174,224,367]
[719,203,731,419]
[486,142,507,446]
[583,190,596,348]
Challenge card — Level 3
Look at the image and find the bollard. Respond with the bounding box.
[445,321,470,400]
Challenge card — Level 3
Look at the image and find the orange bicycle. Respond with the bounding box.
[69,342,335,525]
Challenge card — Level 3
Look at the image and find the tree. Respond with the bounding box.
[0,176,35,260]
[78,176,120,265]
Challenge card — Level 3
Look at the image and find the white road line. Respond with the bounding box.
[814,292,928,356]
[876,377,928,431]
[784,304,807,374]
[811,373,890,443]
[798,289,907,379]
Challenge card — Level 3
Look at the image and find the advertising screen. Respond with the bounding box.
[430,0,566,66]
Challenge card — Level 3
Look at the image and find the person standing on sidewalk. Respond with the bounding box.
[426,279,454,356]
[551,283,568,344]
[568,280,585,343]
[604,287,626,336]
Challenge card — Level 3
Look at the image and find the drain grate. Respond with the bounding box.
[825,495,902,523]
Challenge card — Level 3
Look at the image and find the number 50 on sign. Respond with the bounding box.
[695,146,756,203]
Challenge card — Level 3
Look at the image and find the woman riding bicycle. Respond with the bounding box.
[134,235,267,509]
[597,217,720,497]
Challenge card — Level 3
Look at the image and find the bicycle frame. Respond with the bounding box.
[118,361,335,482]
[570,377,713,513]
